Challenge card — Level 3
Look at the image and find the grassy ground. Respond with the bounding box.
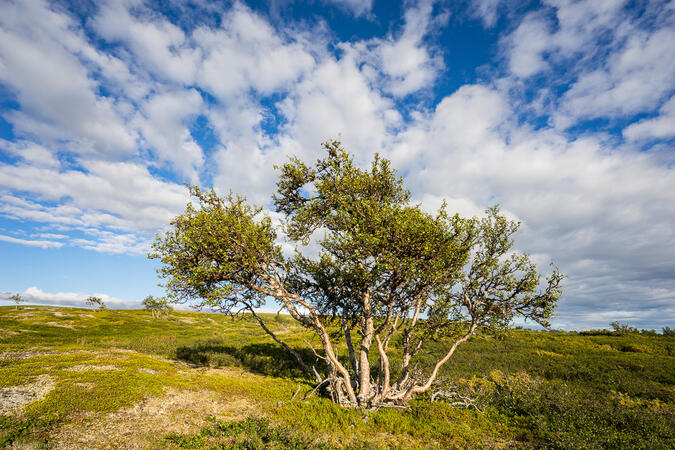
[0,305,673,448]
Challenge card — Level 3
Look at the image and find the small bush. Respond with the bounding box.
[166,416,327,449]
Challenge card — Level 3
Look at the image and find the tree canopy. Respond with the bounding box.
[9,293,24,310]
[150,140,563,408]
[142,295,173,319]
[85,296,106,310]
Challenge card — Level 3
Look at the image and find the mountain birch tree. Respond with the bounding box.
[150,140,563,408]
[9,293,24,310]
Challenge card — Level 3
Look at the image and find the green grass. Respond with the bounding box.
[1,305,673,448]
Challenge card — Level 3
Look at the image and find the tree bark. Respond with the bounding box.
[374,335,390,400]
[396,297,423,390]
[254,276,358,405]
[343,317,359,381]
[358,292,374,402]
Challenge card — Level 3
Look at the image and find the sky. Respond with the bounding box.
[0,0,673,330]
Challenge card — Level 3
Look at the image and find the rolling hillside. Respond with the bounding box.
[1,306,673,448]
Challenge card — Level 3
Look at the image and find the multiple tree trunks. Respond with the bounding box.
[248,274,481,408]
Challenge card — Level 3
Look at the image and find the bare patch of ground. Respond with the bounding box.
[0,350,99,360]
[74,382,96,389]
[0,374,55,416]
[0,329,19,338]
[51,388,257,449]
[176,317,197,324]
[44,321,76,329]
[4,312,36,320]
[0,350,60,360]
[138,368,158,374]
[0,348,171,361]
[65,365,120,372]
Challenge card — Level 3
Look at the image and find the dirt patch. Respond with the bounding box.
[0,350,60,360]
[0,350,99,360]
[52,312,74,318]
[0,374,55,416]
[138,368,158,374]
[51,388,257,449]
[95,352,130,360]
[44,321,76,329]
[4,312,36,320]
[74,382,96,389]
[176,317,196,324]
[65,365,120,372]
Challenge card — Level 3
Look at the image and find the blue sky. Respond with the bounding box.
[0,0,674,330]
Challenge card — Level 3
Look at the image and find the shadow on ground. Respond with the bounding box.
[175,341,321,379]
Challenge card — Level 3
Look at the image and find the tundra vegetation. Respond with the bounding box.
[0,307,673,448]
[150,141,564,409]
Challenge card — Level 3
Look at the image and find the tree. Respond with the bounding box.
[142,295,173,319]
[150,140,563,408]
[9,293,24,310]
[85,295,106,310]
[610,321,638,334]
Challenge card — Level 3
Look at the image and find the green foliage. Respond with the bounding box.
[141,295,173,319]
[9,293,23,310]
[166,417,328,449]
[610,321,639,333]
[84,296,106,310]
[149,186,280,313]
[0,306,673,448]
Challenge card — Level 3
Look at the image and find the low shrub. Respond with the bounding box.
[166,416,328,449]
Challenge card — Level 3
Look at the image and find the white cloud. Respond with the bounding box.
[378,1,445,96]
[623,96,675,141]
[346,0,445,96]
[0,161,190,251]
[13,286,139,309]
[92,0,201,84]
[70,229,151,255]
[500,0,675,130]
[504,0,629,79]
[0,139,59,168]
[0,234,63,248]
[504,14,552,78]
[194,3,315,101]
[275,54,399,165]
[0,0,136,157]
[322,0,374,18]
[470,0,505,28]
[134,89,205,181]
[35,233,68,240]
[555,27,675,127]
[393,83,675,330]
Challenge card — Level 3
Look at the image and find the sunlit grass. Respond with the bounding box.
[1,306,673,448]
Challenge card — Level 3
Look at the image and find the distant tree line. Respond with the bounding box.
[578,321,674,336]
